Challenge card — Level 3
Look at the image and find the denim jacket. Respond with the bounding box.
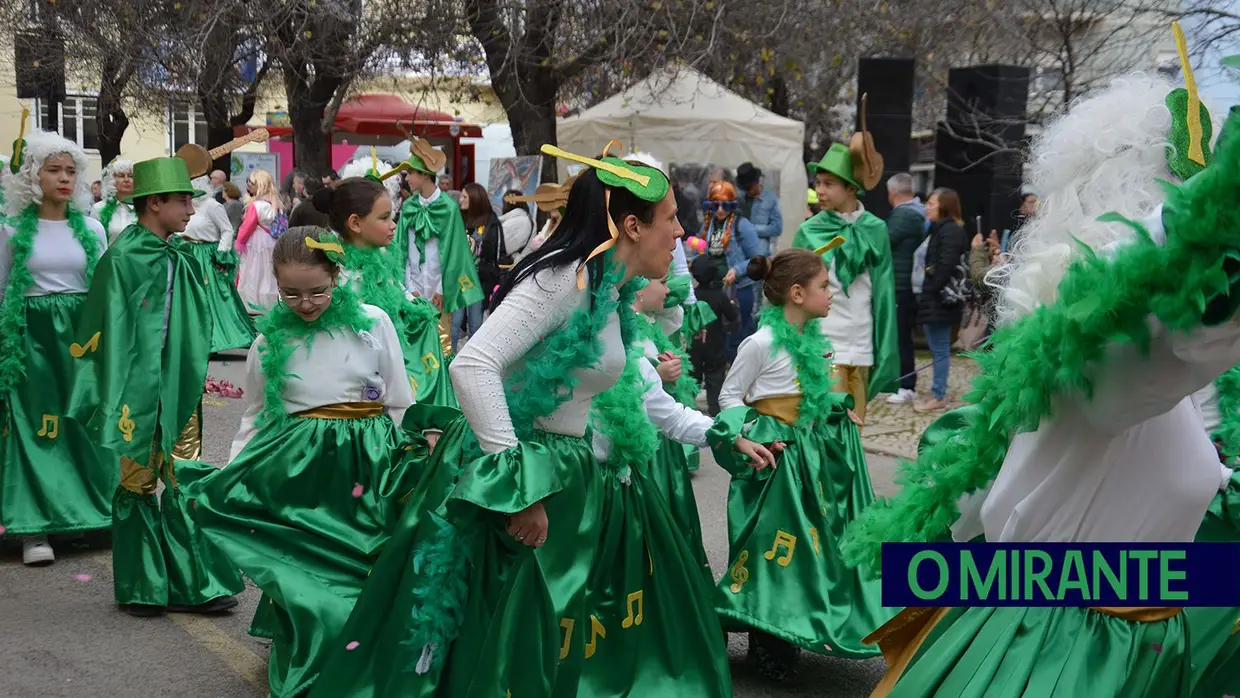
[741,190,783,254]
[693,215,762,289]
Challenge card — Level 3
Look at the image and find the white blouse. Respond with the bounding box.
[592,359,712,463]
[819,205,874,367]
[965,210,1239,544]
[720,325,805,409]
[404,188,445,298]
[228,304,414,460]
[672,241,697,304]
[91,198,136,242]
[0,217,108,301]
[450,260,626,454]
[179,196,236,251]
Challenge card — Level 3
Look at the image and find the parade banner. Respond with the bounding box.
[881,542,1240,607]
[487,156,542,214]
[230,152,280,187]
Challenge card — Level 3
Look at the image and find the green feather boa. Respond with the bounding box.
[1213,365,1240,462]
[635,311,701,406]
[253,282,374,430]
[842,119,1240,574]
[592,301,660,478]
[759,305,837,426]
[97,197,120,233]
[343,243,438,350]
[0,205,101,394]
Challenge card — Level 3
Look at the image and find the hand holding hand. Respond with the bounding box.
[506,501,548,548]
[735,436,784,470]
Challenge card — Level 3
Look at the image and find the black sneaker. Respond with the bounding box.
[748,631,800,682]
[124,604,166,618]
[168,596,239,614]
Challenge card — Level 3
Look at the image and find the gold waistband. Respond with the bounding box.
[1090,606,1183,622]
[294,402,384,420]
[749,395,801,425]
[182,238,213,244]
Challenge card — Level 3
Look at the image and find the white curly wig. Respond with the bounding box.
[2,129,93,219]
[339,158,402,216]
[100,158,134,202]
[987,74,1221,325]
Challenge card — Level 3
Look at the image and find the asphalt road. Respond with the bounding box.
[0,350,898,698]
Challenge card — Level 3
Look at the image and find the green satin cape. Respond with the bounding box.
[0,293,114,535]
[68,224,212,464]
[707,401,893,657]
[181,413,418,697]
[1186,469,1240,698]
[181,242,256,353]
[792,209,900,397]
[395,194,484,314]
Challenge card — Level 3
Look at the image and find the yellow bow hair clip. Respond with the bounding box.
[305,236,345,256]
[815,236,846,255]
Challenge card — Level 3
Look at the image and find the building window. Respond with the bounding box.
[35,94,99,151]
[167,99,207,155]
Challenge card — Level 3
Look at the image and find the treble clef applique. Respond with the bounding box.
[118,405,136,443]
[729,550,750,593]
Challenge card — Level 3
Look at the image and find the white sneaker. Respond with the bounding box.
[886,389,916,404]
[22,536,54,566]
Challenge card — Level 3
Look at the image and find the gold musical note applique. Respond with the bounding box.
[559,617,575,660]
[1233,615,1240,636]
[37,414,59,439]
[729,550,750,593]
[69,331,101,358]
[118,405,136,443]
[459,275,475,292]
[764,530,797,567]
[621,590,644,628]
[422,353,440,372]
[809,527,821,556]
[585,615,606,659]
[818,481,829,517]
[409,376,419,394]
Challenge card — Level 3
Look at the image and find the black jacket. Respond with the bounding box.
[887,204,928,293]
[689,255,737,370]
[918,219,971,326]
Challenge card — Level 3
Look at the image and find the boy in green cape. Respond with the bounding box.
[68,157,244,616]
[792,134,899,423]
[392,138,484,355]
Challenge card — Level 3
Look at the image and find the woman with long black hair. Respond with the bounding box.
[311,143,773,697]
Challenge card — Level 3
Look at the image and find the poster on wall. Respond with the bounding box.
[230,152,281,189]
[486,156,542,214]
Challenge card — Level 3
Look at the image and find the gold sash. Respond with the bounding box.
[294,402,384,420]
[865,605,1184,697]
[748,395,801,425]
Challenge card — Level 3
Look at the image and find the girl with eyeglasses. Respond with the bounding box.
[692,181,762,361]
[182,228,416,697]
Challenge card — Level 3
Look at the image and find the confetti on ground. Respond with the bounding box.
[823,644,833,651]
[73,573,92,582]
[352,483,365,498]
[346,641,360,650]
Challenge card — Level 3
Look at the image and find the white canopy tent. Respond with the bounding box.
[556,66,807,241]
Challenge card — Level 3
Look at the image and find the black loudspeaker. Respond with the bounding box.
[933,173,1023,236]
[934,122,1025,178]
[14,32,66,101]
[946,65,1030,122]
[857,58,916,218]
[858,58,916,116]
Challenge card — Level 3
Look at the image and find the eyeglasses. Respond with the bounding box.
[701,200,739,213]
[279,290,333,306]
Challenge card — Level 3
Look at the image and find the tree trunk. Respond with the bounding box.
[95,57,131,167]
[503,79,559,183]
[283,67,339,178]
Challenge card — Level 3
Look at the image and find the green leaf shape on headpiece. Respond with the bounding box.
[595,156,669,202]
[1165,87,1214,181]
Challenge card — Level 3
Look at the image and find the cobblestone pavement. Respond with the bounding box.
[861,351,981,460]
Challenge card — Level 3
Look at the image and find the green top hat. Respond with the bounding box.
[808,143,862,192]
[124,157,205,203]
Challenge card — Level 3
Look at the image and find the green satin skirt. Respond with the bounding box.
[644,435,710,584]
[181,411,417,697]
[182,242,256,353]
[403,298,457,409]
[0,294,115,535]
[1186,470,1240,698]
[708,406,893,657]
[578,451,732,697]
[886,606,1191,697]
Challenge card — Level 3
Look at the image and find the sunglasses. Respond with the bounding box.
[701,200,739,213]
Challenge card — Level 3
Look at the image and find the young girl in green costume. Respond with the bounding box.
[0,128,113,566]
[309,143,775,697]
[312,177,455,408]
[182,228,416,697]
[710,247,892,681]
